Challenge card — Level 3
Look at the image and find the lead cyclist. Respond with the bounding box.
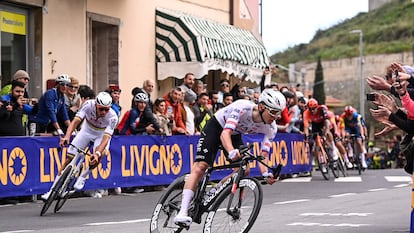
[41,92,119,200]
[174,88,287,227]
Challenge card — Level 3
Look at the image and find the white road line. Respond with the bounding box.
[287,222,370,227]
[281,177,312,182]
[368,188,387,192]
[0,231,34,233]
[384,176,412,182]
[334,176,362,182]
[329,193,357,198]
[85,219,150,226]
[394,183,410,188]
[300,212,372,217]
[273,199,311,205]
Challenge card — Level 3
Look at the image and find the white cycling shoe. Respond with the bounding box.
[174,214,192,227]
[41,191,51,200]
[345,161,353,169]
[74,177,86,190]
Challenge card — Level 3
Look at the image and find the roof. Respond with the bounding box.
[155,8,269,83]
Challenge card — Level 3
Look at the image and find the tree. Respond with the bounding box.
[313,56,326,104]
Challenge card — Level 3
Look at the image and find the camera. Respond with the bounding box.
[1,100,10,107]
[366,93,376,101]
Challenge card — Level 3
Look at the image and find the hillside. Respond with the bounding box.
[270,0,414,65]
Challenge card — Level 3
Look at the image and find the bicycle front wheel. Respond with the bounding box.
[40,167,71,216]
[150,175,187,233]
[203,177,263,233]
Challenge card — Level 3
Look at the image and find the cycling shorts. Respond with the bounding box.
[195,117,243,167]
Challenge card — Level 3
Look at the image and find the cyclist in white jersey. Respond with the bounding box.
[174,89,286,227]
[41,92,118,200]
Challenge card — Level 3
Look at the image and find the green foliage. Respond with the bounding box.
[270,0,414,65]
[313,57,325,104]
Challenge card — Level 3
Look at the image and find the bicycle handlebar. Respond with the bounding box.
[221,144,283,180]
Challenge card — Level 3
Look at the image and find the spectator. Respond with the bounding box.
[153,98,175,136]
[60,77,81,132]
[222,92,233,106]
[217,79,230,103]
[35,74,71,135]
[208,90,224,113]
[179,73,196,96]
[128,92,161,135]
[131,79,155,110]
[105,84,122,117]
[193,80,206,96]
[0,80,30,136]
[163,87,188,135]
[193,92,213,133]
[182,91,196,135]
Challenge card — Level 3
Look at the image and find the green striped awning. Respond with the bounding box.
[156,8,269,81]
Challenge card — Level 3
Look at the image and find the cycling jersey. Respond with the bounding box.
[69,99,118,155]
[303,105,331,135]
[196,99,277,165]
[339,112,362,136]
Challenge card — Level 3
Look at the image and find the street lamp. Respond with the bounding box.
[349,29,364,119]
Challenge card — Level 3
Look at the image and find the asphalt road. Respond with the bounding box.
[0,168,412,233]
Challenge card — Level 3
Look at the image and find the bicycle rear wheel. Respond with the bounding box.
[40,167,70,216]
[150,175,187,233]
[203,177,263,233]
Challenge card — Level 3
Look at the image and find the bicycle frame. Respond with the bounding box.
[57,145,87,196]
[190,145,281,224]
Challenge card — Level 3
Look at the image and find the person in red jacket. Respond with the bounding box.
[163,87,188,135]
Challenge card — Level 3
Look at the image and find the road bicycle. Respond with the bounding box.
[149,144,282,233]
[40,143,90,216]
[311,133,340,180]
[345,134,363,175]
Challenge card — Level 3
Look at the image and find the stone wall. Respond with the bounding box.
[293,52,413,106]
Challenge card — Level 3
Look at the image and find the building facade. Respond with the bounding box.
[0,0,267,111]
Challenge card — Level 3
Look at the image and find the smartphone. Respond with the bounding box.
[395,70,400,83]
[366,93,376,101]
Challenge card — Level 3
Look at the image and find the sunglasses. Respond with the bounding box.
[68,85,79,89]
[309,107,317,111]
[266,107,281,117]
[221,84,229,87]
[97,107,110,112]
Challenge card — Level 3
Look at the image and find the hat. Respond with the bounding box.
[282,90,295,98]
[107,84,121,93]
[13,70,30,80]
[184,91,197,104]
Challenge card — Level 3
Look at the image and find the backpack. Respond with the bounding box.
[117,110,131,135]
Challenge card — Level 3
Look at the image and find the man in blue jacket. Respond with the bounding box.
[35,74,71,135]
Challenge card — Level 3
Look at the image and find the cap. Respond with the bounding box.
[282,90,295,98]
[13,70,30,80]
[107,84,121,93]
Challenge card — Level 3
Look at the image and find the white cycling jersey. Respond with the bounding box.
[214,99,277,153]
[69,99,119,154]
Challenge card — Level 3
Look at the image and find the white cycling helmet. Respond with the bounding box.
[56,74,70,85]
[134,92,149,103]
[96,92,112,107]
[258,89,286,111]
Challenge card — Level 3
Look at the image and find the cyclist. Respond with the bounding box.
[339,106,368,169]
[41,92,119,200]
[173,88,286,227]
[303,98,339,172]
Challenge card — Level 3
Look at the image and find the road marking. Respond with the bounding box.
[368,188,387,192]
[0,231,34,233]
[287,222,370,227]
[273,199,311,205]
[300,212,373,217]
[394,183,410,188]
[85,219,150,226]
[334,176,362,182]
[329,193,357,198]
[384,176,411,182]
[281,177,311,182]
